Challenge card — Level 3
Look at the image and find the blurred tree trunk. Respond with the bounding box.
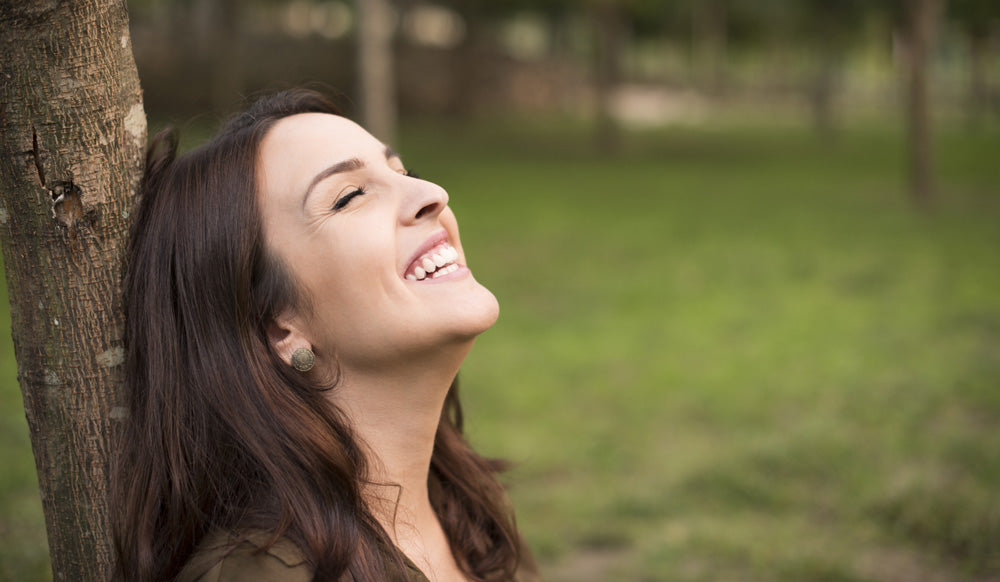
[802,0,863,138]
[967,33,990,124]
[0,1,144,580]
[950,0,999,125]
[900,0,945,208]
[592,1,625,153]
[193,0,244,114]
[447,10,492,118]
[692,0,728,97]
[357,0,397,144]
[810,39,839,137]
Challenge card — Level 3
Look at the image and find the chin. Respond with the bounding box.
[452,283,500,339]
[475,289,501,332]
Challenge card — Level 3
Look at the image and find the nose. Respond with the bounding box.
[400,177,449,225]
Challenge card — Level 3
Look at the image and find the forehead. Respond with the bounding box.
[261,113,384,159]
[258,113,383,192]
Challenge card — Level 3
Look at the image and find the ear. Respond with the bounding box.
[267,311,311,368]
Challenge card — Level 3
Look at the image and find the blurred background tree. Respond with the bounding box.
[126,0,998,197]
[880,0,948,207]
[951,0,998,125]
[356,0,397,142]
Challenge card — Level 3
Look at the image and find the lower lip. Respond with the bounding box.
[405,264,470,284]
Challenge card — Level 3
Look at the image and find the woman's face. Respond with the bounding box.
[257,113,499,373]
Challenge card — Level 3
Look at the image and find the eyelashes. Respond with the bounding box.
[330,169,422,212]
[332,187,366,211]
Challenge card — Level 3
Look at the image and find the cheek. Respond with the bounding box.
[303,279,378,357]
[296,231,397,347]
[300,219,389,293]
[440,209,467,260]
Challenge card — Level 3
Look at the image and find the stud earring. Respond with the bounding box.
[291,347,315,372]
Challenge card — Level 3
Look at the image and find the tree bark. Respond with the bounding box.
[901,0,944,208]
[356,0,397,144]
[0,1,145,580]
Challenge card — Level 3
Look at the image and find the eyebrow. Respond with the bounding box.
[301,146,402,208]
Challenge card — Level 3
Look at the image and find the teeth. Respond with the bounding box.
[431,264,459,278]
[406,243,461,281]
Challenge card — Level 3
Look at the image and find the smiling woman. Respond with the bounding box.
[111,89,536,582]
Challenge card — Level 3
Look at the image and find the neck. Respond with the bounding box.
[331,339,473,538]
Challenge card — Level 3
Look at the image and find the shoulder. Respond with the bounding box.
[175,531,311,582]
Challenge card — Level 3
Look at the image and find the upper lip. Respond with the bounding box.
[403,230,450,277]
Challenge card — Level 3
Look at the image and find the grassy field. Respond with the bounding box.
[1,115,998,581]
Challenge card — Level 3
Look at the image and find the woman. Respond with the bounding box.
[112,89,536,582]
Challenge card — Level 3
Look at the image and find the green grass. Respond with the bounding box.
[1,116,998,581]
[0,261,49,580]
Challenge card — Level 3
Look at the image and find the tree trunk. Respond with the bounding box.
[810,32,840,138]
[692,0,728,97]
[967,32,989,126]
[446,10,492,118]
[192,0,244,114]
[901,0,944,208]
[0,1,145,580]
[592,1,625,153]
[356,0,397,144]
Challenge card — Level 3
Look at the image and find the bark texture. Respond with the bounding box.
[0,1,145,579]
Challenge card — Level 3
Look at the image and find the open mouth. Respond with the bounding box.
[405,242,461,281]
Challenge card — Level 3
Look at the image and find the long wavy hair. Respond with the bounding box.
[111,89,522,581]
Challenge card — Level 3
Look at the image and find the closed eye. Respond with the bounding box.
[332,187,366,211]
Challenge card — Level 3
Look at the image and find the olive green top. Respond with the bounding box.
[175,530,539,582]
[175,531,424,582]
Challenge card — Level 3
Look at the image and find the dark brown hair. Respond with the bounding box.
[112,89,522,581]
